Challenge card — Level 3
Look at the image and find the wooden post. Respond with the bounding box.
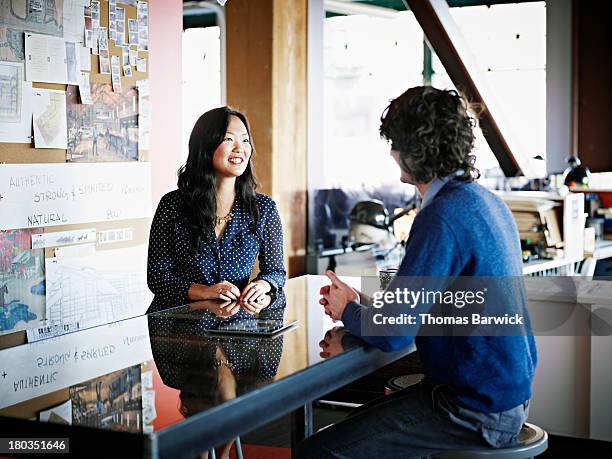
[227,0,307,276]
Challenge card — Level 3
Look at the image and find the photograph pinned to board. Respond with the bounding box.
[24,33,79,85]
[121,45,129,67]
[128,19,138,45]
[99,50,110,74]
[0,0,63,62]
[85,14,94,50]
[0,229,46,336]
[129,47,138,66]
[137,1,148,51]
[109,0,117,42]
[91,28,99,55]
[136,57,146,73]
[111,56,122,92]
[0,60,32,143]
[97,26,109,52]
[77,71,92,104]
[32,88,68,149]
[91,0,100,29]
[123,65,132,78]
[66,83,138,162]
[116,7,126,46]
[70,364,143,432]
[84,6,94,49]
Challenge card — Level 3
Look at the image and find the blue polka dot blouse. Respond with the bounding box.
[147,190,286,312]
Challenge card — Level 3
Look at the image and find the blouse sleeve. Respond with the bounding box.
[254,199,286,291]
[147,195,193,306]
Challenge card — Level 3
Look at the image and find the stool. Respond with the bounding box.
[432,423,548,459]
[384,373,424,395]
[208,436,243,459]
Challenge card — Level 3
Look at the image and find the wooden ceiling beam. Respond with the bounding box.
[404,0,534,177]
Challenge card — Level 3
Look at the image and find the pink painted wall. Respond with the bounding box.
[149,0,183,208]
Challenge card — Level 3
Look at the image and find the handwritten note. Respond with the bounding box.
[0,162,152,231]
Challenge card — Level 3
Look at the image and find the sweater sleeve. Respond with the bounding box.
[341,209,464,352]
[254,199,287,291]
[147,195,193,307]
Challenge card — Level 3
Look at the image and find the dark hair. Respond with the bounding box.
[177,107,260,246]
[379,86,480,183]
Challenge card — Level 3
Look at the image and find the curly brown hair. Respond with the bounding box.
[379,86,480,183]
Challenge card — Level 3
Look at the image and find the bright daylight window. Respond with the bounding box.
[182,27,222,162]
[323,2,546,189]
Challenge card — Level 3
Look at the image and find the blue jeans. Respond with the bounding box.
[294,379,530,459]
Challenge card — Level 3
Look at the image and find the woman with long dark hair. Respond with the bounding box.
[147,106,285,313]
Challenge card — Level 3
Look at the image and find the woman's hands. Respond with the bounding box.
[240,291,272,314]
[190,299,241,318]
[188,281,241,302]
[187,280,273,315]
[240,279,271,304]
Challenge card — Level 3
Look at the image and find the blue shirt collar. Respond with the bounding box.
[420,171,463,209]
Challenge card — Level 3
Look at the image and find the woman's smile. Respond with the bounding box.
[228,156,244,166]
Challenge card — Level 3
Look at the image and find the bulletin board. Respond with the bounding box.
[0,0,156,424]
[0,0,158,431]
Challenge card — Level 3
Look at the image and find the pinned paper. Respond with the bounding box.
[136,58,146,73]
[78,72,93,104]
[32,88,68,149]
[79,46,91,71]
[0,61,32,143]
[25,33,79,85]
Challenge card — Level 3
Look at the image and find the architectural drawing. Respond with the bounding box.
[0,0,64,61]
[33,88,67,148]
[42,246,151,338]
[0,0,64,35]
[0,60,22,122]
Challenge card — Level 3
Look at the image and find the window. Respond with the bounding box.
[322,2,547,187]
[182,27,222,162]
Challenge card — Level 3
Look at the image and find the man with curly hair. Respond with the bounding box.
[296,87,537,458]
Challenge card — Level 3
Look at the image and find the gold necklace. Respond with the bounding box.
[215,211,233,225]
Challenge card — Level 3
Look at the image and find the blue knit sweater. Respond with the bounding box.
[341,179,538,413]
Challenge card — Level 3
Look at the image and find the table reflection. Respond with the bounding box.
[148,293,287,418]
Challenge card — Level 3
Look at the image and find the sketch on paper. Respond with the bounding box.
[0,229,46,336]
[0,0,65,62]
[0,60,32,143]
[70,365,142,432]
[32,88,67,149]
[66,83,139,162]
[0,60,22,122]
[43,246,151,337]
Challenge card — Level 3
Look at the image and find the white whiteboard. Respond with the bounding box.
[0,162,152,230]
